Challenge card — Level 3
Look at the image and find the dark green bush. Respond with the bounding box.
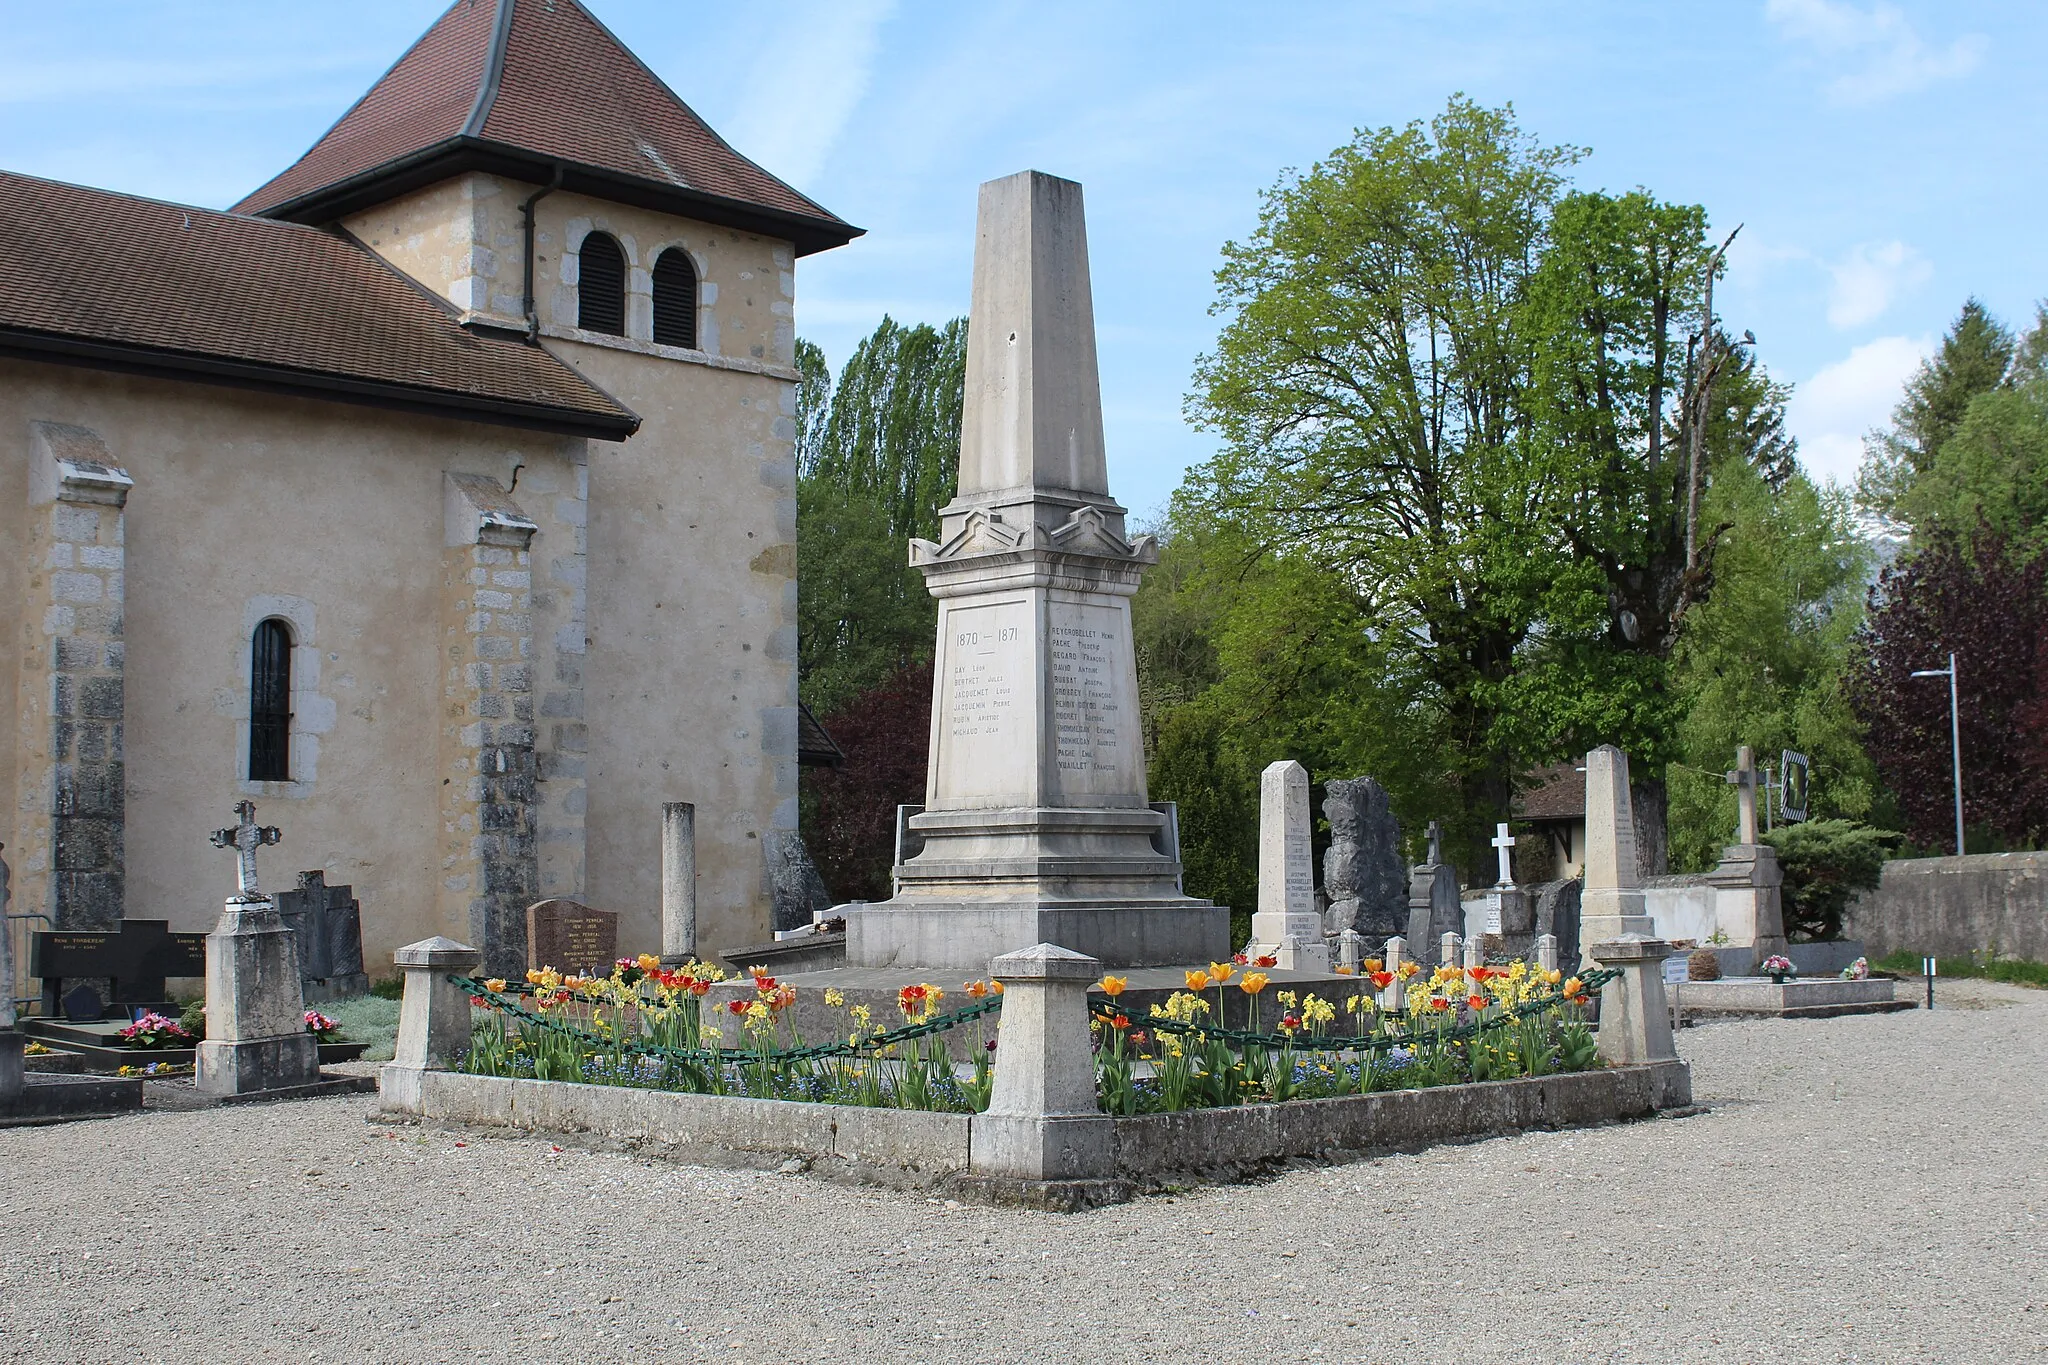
[369,976,406,1001]
[1762,819,1900,941]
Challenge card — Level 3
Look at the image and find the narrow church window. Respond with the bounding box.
[652,249,699,349]
[577,232,627,336]
[249,619,293,782]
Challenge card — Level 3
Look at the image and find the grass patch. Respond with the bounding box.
[1872,950,2048,989]
[316,994,402,1061]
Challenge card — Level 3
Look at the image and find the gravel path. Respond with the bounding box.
[2,979,2041,1364]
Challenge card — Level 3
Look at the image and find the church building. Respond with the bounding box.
[0,0,859,979]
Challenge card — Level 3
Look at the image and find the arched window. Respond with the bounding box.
[577,232,626,336]
[249,619,293,782]
[652,248,699,349]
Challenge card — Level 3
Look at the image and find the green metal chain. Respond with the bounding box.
[449,974,1002,1068]
[1092,967,1622,1055]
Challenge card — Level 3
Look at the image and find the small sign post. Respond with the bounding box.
[1923,954,1936,1011]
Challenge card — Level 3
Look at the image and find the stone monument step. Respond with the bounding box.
[1673,975,1905,1020]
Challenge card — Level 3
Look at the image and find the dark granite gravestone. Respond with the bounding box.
[273,871,370,1002]
[1533,878,1582,970]
[525,899,619,977]
[31,920,207,1019]
[1323,777,1407,938]
[767,832,835,933]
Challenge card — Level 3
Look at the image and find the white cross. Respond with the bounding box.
[210,800,282,898]
[1491,822,1516,886]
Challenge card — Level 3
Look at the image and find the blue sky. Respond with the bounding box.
[3,1,2040,522]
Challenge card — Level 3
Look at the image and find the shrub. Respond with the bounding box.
[1762,819,1900,941]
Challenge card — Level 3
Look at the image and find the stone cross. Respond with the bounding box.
[1491,823,1516,886]
[1725,744,1760,845]
[209,801,282,899]
[1425,819,1443,867]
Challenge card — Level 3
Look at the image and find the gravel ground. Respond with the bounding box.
[1,978,2041,1365]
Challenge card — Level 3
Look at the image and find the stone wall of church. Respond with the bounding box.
[0,357,583,976]
[348,177,806,960]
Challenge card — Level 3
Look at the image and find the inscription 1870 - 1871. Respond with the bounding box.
[947,613,1022,743]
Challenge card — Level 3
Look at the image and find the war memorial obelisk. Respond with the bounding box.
[847,171,1228,971]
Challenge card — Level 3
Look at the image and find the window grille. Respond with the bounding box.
[652,249,699,349]
[249,618,292,782]
[578,232,627,336]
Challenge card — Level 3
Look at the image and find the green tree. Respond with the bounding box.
[1859,299,2016,519]
[795,317,967,716]
[1182,97,1577,868]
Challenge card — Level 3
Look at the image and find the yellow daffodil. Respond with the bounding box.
[824,987,846,1008]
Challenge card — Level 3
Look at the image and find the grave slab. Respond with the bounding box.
[526,899,620,977]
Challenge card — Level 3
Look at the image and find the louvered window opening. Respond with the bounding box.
[578,233,627,336]
[249,618,292,782]
[652,249,699,349]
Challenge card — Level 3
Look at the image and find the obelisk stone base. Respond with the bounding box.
[849,900,1226,972]
[195,895,320,1097]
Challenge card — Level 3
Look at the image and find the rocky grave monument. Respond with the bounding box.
[195,802,321,1097]
[846,170,1226,971]
[1322,777,1406,939]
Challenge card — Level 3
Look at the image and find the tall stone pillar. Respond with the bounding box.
[848,172,1225,971]
[440,475,542,977]
[1580,745,1655,962]
[15,423,130,935]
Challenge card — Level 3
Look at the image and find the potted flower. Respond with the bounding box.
[1841,957,1870,981]
[119,1012,192,1050]
[1759,954,1796,985]
[304,1009,341,1040]
[304,1008,370,1063]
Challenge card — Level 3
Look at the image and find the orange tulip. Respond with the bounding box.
[1466,994,1488,1012]
[1097,975,1128,998]
[1185,970,1212,992]
[1253,955,1278,970]
[1238,972,1270,994]
[1208,962,1236,986]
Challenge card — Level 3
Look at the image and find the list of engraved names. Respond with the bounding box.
[1052,613,1120,773]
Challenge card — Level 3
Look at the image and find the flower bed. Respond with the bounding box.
[452,955,1614,1118]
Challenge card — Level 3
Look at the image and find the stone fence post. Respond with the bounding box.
[1536,934,1559,975]
[1380,936,1406,1009]
[380,936,481,1115]
[968,943,1114,1189]
[1589,935,1677,1065]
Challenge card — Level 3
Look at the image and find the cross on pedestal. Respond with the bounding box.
[209,800,282,899]
[1491,822,1516,887]
[1725,745,1759,845]
[1425,820,1443,867]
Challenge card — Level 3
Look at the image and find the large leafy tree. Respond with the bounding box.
[1182,97,1576,868]
[1848,528,2048,852]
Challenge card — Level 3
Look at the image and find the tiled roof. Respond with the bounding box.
[236,0,859,256]
[798,702,846,769]
[1515,762,1586,821]
[0,171,637,438]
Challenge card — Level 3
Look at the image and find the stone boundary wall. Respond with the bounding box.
[384,1061,1690,1196]
[1844,853,2048,963]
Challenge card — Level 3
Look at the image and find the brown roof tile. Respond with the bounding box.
[0,171,637,438]
[1514,762,1587,821]
[798,702,846,769]
[236,0,859,256]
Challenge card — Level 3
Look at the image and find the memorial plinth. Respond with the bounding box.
[848,171,1226,970]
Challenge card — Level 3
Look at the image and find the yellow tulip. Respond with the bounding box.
[1208,962,1236,986]
[1185,970,1212,992]
[1238,972,1270,994]
[1097,975,1128,998]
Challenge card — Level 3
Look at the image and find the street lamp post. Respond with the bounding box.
[1909,652,1965,856]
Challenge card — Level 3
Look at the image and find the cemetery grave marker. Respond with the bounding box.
[526,899,619,977]
[31,920,207,1019]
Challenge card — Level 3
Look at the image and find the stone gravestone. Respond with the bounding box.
[195,802,320,1096]
[1322,777,1407,938]
[1533,879,1582,971]
[273,871,369,1002]
[1703,744,1790,968]
[1579,745,1654,961]
[1406,820,1464,968]
[1249,760,1328,970]
[30,920,207,1020]
[526,899,619,977]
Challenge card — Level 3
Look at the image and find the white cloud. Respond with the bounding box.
[1826,240,1932,328]
[719,0,897,190]
[1785,334,1932,485]
[1765,0,1985,104]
